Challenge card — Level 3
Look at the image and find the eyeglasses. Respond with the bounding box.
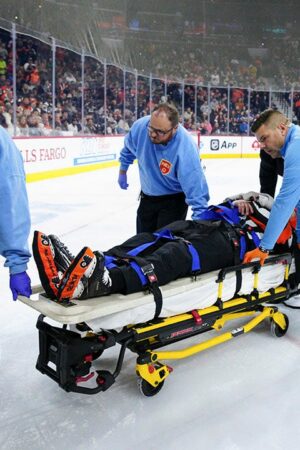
[147,124,174,137]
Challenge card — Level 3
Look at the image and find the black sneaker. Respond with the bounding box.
[48,234,75,274]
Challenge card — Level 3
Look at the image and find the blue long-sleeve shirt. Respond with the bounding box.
[260,124,300,250]
[0,127,31,274]
[119,116,209,219]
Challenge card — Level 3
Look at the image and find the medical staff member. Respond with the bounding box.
[118,102,209,233]
[0,125,32,300]
[244,109,300,264]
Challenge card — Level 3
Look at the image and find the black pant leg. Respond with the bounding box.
[156,194,188,229]
[114,240,192,295]
[137,192,188,233]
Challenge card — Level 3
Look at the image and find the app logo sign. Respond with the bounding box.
[210,139,219,150]
[210,139,238,151]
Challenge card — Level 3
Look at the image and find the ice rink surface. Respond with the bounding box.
[1,159,300,450]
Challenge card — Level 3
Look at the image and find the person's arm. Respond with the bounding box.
[118,123,139,189]
[259,151,300,251]
[118,125,138,172]
[0,174,31,273]
[244,141,300,266]
[177,140,210,218]
[0,129,31,299]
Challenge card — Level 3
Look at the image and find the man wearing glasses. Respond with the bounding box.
[118,102,209,233]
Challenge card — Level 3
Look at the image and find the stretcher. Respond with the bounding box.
[20,253,298,396]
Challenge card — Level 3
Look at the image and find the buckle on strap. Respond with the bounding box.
[141,263,157,282]
[141,264,162,318]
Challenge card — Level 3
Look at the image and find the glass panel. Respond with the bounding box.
[196,86,208,132]
[183,83,196,131]
[151,78,166,108]
[137,74,150,118]
[16,33,52,136]
[270,90,291,118]
[124,70,136,128]
[249,90,270,127]
[55,46,81,135]
[167,81,182,116]
[84,56,104,134]
[106,64,124,134]
[229,87,249,135]
[208,87,228,135]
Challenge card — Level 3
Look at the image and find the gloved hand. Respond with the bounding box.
[243,247,269,266]
[10,271,32,301]
[118,171,129,190]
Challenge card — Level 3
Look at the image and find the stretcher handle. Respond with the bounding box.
[31,284,43,295]
[216,253,292,282]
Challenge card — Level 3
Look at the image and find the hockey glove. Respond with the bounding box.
[243,247,269,266]
[10,271,32,301]
[118,172,129,190]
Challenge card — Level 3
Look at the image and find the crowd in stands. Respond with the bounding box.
[0,27,299,138]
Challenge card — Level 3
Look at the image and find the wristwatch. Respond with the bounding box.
[258,245,270,253]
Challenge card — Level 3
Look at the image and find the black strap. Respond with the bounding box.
[222,222,242,265]
[105,249,163,318]
[141,263,163,318]
[222,222,244,295]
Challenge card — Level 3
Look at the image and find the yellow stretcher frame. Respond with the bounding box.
[131,255,292,395]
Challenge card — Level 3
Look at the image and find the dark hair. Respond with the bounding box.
[152,102,179,127]
[251,109,289,133]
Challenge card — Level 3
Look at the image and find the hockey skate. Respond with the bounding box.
[32,231,60,299]
[48,234,74,274]
[57,248,112,301]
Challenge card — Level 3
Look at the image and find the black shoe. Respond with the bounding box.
[48,234,75,274]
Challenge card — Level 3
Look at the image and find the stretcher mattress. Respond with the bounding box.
[19,258,291,329]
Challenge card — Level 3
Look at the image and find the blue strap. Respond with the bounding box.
[104,255,117,270]
[188,243,201,272]
[239,235,247,260]
[130,261,148,285]
[127,229,175,257]
[198,203,240,226]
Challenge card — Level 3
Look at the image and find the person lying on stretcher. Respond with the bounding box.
[33,191,296,302]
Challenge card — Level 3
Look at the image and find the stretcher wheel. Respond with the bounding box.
[137,377,164,397]
[270,314,289,337]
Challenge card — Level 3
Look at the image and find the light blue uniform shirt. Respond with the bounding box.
[119,116,209,219]
[0,127,31,273]
[260,124,300,250]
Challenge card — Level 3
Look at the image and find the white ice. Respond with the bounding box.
[1,159,300,450]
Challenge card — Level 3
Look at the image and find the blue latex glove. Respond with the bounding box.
[9,271,32,301]
[118,172,129,190]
